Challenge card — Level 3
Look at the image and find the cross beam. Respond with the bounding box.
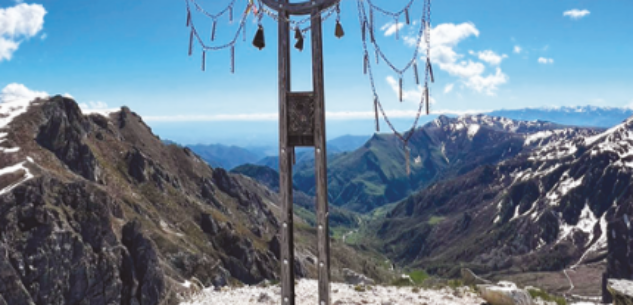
[262,0,338,304]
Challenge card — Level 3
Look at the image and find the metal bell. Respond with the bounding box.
[335,21,345,38]
[295,28,304,51]
[253,25,265,50]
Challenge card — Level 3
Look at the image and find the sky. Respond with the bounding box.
[1,0,633,145]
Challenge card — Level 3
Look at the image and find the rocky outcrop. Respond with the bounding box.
[342,268,375,285]
[36,96,101,182]
[0,177,126,305]
[477,281,533,305]
[121,220,168,305]
[461,268,491,286]
[608,279,633,305]
[604,212,633,303]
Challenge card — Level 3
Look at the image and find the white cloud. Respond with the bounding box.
[513,45,522,54]
[0,3,47,62]
[471,50,507,65]
[385,75,437,105]
[538,57,554,64]
[381,21,404,37]
[564,9,590,20]
[464,68,508,95]
[78,101,109,110]
[403,22,508,95]
[0,83,48,104]
[444,83,454,94]
[62,93,73,99]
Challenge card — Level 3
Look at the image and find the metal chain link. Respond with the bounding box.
[191,0,237,20]
[357,0,431,144]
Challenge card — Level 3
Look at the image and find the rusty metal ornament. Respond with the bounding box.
[253,25,265,50]
[335,21,345,38]
[294,28,304,51]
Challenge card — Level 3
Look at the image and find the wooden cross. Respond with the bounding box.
[260,0,339,304]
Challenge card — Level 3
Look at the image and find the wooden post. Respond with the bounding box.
[260,1,337,304]
[277,1,295,304]
[311,8,331,305]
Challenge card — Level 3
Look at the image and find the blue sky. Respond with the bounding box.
[1,0,633,144]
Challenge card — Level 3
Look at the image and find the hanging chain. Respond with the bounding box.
[191,0,237,20]
[357,0,430,144]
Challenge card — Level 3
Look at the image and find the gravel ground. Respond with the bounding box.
[180,279,485,305]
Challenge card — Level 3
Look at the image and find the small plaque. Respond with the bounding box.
[287,91,315,147]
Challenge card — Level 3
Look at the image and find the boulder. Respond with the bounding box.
[608,279,633,305]
[477,281,533,305]
[342,268,375,285]
[461,268,492,286]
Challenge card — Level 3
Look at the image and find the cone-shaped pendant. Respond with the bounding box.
[211,20,217,41]
[427,58,435,83]
[253,25,265,50]
[405,9,410,25]
[229,7,233,23]
[230,45,235,73]
[374,96,380,132]
[188,28,194,56]
[295,28,304,51]
[186,10,191,27]
[202,51,206,71]
[335,21,345,38]
[413,62,420,85]
[295,35,304,51]
[399,77,403,102]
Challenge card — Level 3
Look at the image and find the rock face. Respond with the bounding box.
[608,279,633,305]
[461,268,491,286]
[341,268,375,285]
[0,96,302,304]
[603,210,633,303]
[0,177,127,305]
[478,282,533,305]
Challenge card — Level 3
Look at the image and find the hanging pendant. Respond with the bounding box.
[427,58,435,83]
[425,85,430,115]
[399,77,403,102]
[253,25,265,50]
[376,48,379,64]
[362,21,367,42]
[405,8,410,25]
[186,10,191,27]
[211,20,217,41]
[229,7,233,23]
[374,96,380,132]
[231,45,235,73]
[405,145,411,176]
[188,28,194,56]
[295,29,304,51]
[335,21,345,38]
[413,62,420,85]
[202,51,206,71]
[363,53,368,75]
[369,10,375,42]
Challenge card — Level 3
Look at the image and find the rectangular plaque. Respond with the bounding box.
[287,91,315,147]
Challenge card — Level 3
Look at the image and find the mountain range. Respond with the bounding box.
[0,96,390,305]
[1,96,632,304]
